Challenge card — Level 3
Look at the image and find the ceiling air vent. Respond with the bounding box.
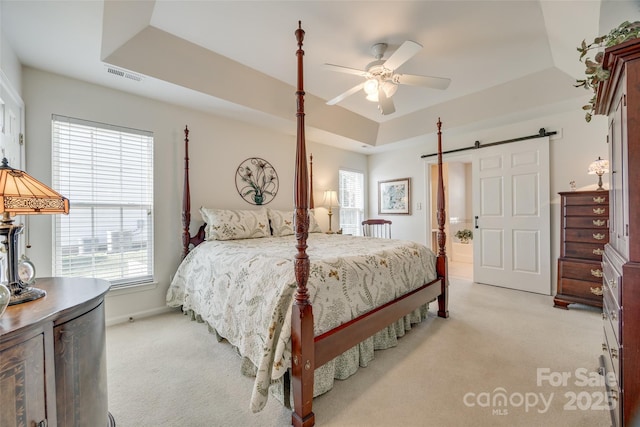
[105,65,143,82]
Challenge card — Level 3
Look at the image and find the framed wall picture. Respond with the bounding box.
[378,178,411,215]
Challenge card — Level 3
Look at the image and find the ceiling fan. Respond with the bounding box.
[324,40,451,115]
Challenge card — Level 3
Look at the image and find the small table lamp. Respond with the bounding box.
[588,157,609,191]
[322,190,340,234]
[0,157,70,305]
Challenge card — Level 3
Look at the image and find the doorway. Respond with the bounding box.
[425,135,551,294]
[427,154,474,279]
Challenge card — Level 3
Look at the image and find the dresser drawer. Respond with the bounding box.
[563,193,609,205]
[564,229,609,244]
[602,248,622,308]
[564,242,606,260]
[598,354,620,427]
[564,217,608,228]
[557,277,604,302]
[565,205,609,217]
[603,320,621,380]
[603,288,620,343]
[558,259,604,283]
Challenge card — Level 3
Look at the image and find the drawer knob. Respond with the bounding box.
[593,233,606,240]
[592,196,607,203]
[592,219,606,226]
[611,348,618,359]
[593,207,606,215]
[591,269,603,278]
[590,286,603,296]
[593,248,604,256]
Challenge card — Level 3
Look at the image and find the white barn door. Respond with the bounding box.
[472,137,550,294]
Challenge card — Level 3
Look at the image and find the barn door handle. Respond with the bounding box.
[474,216,479,229]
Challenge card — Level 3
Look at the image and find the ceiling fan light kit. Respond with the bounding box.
[325,40,451,115]
[365,80,397,102]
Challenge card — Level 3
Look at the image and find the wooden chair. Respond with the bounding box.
[362,219,392,239]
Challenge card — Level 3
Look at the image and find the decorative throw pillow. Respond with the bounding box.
[268,209,323,237]
[200,207,270,240]
[267,209,295,237]
[308,209,323,233]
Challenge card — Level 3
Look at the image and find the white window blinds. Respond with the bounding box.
[339,169,364,236]
[52,115,154,287]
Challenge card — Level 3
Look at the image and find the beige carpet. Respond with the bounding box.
[106,262,611,427]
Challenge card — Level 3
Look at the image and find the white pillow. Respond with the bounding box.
[267,209,323,237]
[309,210,323,233]
[200,207,270,240]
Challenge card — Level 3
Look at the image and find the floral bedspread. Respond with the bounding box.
[166,233,437,412]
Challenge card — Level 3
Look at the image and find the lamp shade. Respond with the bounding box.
[322,190,340,208]
[0,158,70,306]
[588,157,609,176]
[0,158,69,216]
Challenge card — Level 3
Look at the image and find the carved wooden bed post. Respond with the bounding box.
[291,21,315,427]
[177,22,447,425]
[182,125,191,259]
[435,118,449,318]
[181,125,206,258]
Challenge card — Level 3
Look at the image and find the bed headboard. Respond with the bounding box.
[180,129,315,258]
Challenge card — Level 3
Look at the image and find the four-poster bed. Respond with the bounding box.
[167,22,449,427]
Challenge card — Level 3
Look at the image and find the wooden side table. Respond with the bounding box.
[0,277,114,427]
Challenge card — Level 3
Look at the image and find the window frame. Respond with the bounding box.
[338,168,365,236]
[51,115,154,288]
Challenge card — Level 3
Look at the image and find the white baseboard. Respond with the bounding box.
[106,306,175,327]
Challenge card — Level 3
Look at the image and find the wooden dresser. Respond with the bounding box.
[0,277,114,427]
[554,190,609,309]
[595,38,640,427]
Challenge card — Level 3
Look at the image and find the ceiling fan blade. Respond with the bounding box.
[326,81,366,105]
[396,73,451,90]
[323,63,367,77]
[383,40,422,71]
[378,88,395,115]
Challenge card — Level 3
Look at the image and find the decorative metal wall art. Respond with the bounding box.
[235,157,279,205]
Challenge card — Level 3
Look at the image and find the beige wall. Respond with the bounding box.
[21,67,367,325]
[367,106,608,293]
[0,2,622,315]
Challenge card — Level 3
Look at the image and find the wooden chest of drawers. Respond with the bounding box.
[594,37,640,426]
[554,190,609,309]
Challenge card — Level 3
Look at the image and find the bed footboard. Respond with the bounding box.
[314,276,444,367]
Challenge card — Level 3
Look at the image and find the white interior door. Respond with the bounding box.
[472,137,550,294]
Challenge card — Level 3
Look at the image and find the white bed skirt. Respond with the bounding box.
[183,302,430,407]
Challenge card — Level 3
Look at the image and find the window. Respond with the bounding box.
[338,169,364,236]
[52,115,154,287]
